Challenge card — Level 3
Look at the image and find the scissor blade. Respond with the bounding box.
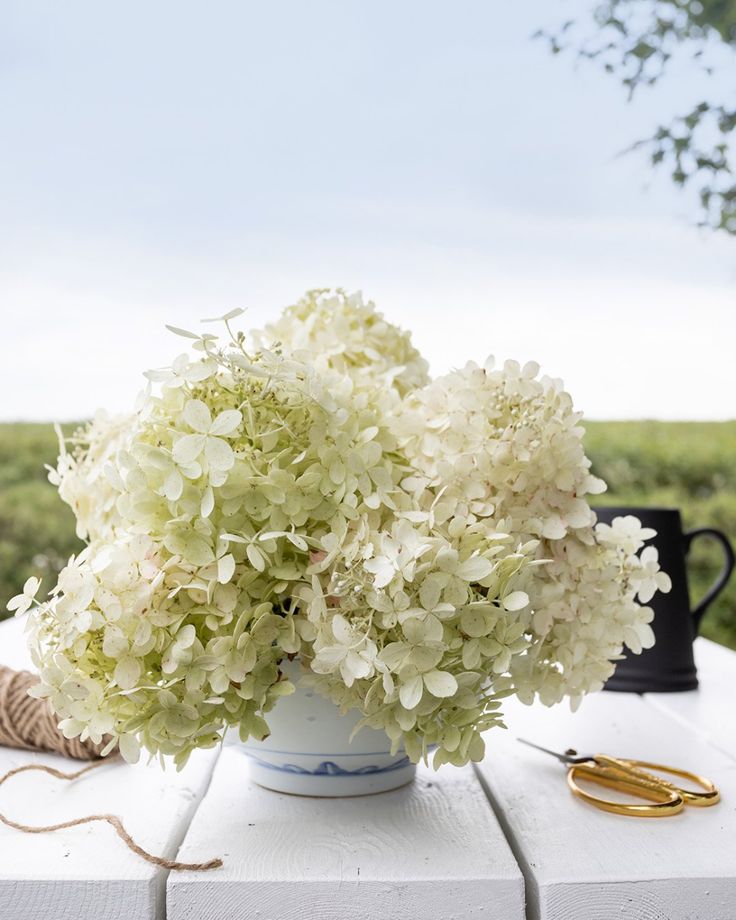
[517,737,585,764]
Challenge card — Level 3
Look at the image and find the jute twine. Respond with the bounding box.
[0,664,222,871]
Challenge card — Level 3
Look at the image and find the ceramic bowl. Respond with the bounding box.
[241,660,415,796]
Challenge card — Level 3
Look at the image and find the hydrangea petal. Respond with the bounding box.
[502,591,529,612]
[210,409,243,437]
[173,433,206,465]
[424,669,458,698]
[399,675,423,710]
[205,437,235,471]
[183,399,212,433]
[455,556,494,582]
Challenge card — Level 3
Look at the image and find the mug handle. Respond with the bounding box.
[683,527,736,632]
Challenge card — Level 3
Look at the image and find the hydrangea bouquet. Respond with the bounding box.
[12,290,670,770]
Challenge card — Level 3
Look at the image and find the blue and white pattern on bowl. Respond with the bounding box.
[240,661,416,796]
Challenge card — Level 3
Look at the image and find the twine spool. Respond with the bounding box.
[0,665,107,759]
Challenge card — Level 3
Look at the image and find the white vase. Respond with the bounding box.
[241,660,416,796]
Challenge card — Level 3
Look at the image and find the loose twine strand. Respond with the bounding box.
[0,665,222,872]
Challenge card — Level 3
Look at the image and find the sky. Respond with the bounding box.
[1,0,734,421]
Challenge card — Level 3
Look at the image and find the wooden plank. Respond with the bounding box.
[0,617,221,920]
[475,692,736,920]
[645,637,736,762]
[167,746,526,920]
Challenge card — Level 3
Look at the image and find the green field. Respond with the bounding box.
[1,420,735,648]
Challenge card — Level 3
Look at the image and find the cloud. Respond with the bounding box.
[2,208,733,421]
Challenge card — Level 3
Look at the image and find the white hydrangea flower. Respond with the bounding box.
[596,515,657,555]
[6,576,40,617]
[304,514,536,767]
[172,399,243,473]
[391,357,670,710]
[49,412,136,541]
[631,545,673,604]
[21,295,671,771]
[28,312,419,766]
[311,614,379,687]
[144,353,217,389]
[254,288,430,396]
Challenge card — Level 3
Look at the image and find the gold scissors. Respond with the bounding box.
[518,738,720,818]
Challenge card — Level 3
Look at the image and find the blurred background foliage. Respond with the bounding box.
[540,0,736,234]
[1,420,734,648]
[0,424,84,623]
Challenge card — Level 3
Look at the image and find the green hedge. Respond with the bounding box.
[585,421,736,650]
[1,420,734,648]
[0,423,84,617]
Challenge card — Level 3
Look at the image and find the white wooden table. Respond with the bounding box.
[1,616,735,920]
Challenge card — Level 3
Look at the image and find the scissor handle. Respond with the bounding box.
[567,762,684,817]
[567,754,720,817]
[601,755,720,807]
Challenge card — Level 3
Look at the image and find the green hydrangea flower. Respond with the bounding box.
[17,295,668,770]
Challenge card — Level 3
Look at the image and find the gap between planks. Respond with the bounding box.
[474,685,736,920]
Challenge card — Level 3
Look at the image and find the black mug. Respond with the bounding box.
[593,506,735,693]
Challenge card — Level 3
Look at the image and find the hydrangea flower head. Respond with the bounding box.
[15,295,669,770]
[391,358,668,707]
[257,288,430,396]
